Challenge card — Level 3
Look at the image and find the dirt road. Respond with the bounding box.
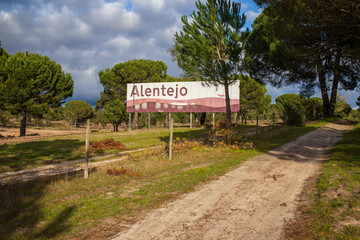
[112,121,354,240]
[0,126,85,144]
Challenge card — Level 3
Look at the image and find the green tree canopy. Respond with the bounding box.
[275,94,306,125]
[103,99,127,132]
[334,94,352,118]
[64,100,93,127]
[0,42,10,109]
[254,0,360,57]
[170,0,246,129]
[245,0,360,117]
[97,59,168,106]
[239,75,271,122]
[302,97,323,121]
[97,59,169,129]
[1,51,73,136]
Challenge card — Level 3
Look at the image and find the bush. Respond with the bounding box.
[276,94,306,126]
[0,110,12,126]
[302,97,323,121]
[64,100,93,127]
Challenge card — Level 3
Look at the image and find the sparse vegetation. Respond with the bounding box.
[0,126,209,173]
[310,123,360,239]
[283,122,360,239]
[0,118,338,240]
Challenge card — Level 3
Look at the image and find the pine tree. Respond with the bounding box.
[170,0,246,129]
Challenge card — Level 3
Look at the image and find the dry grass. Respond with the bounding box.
[0,119,339,240]
[282,123,360,239]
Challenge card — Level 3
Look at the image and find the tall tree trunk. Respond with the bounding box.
[224,80,231,129]
[20,110,27,137]
[316,54,331,117]
[132,112,139,127]
[224,79,232,144]
[164,113,169,128]
[200,113,206,125]
[329,51,341,116]
[113,122,120,132]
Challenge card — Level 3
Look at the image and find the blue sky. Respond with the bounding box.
[0,0,358,108]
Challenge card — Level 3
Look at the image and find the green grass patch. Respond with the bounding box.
[306,123,360,239]
[0,119,339,239]
[0,149,257,240]
[0,127,209,173]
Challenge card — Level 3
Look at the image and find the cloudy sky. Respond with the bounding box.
[1,0,358,108]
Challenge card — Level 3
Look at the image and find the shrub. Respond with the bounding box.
[276,94,306,126]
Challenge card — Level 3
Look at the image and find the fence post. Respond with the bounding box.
[169,118,174,160]
[212,113,215,130]
[190,112,192,129]
[256,116,259,138]
[273,113,275,127]
[128,113,132,131]
[84,119,90,179]
[169,113,171,129]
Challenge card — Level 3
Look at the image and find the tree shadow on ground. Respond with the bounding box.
[158,128,210,143]
[0,139,84,173]
[260,123,356,163]
[0,179,76,240]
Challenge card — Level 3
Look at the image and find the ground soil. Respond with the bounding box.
[111,121,354,240]
[0,126,85,144]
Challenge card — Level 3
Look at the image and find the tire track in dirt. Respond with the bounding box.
[112,122,354,240]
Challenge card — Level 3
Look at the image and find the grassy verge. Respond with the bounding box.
[0,127,208,173]
[0,119,336,240]
[255,117,339,152]
[0,124,263,173]
[307,123,360,239]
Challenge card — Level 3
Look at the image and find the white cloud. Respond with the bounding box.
[66,66,104,104]
[35,7,92,46]
[338,89,360,109]
[88,1,141,32]
[106,35,133,50]
[245,10,261,22]
[241,3,250,11]
[266,85,300,103]
[132,0,165,12]
[5,0,357,109]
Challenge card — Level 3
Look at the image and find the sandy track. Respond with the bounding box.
[0,126,85,144]
[112,122,354,240]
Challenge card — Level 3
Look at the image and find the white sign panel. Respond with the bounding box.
[126,81,239,113]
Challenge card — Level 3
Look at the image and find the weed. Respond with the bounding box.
[173,138,201,152]
[294,123,360,239]
[107,167,139,177]
[89,138,126,154]
[0,119,338,239]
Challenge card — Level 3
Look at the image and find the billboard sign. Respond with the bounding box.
[126,81,239,113]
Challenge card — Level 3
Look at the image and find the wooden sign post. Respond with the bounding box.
[169,118,174,160]
[273,113,275,127]
[190,113,193,129]
[84,119,90,179]
[128,113,132,131]
[256,116,259,138]
[212,113,215,131]
[169,113,171,129]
